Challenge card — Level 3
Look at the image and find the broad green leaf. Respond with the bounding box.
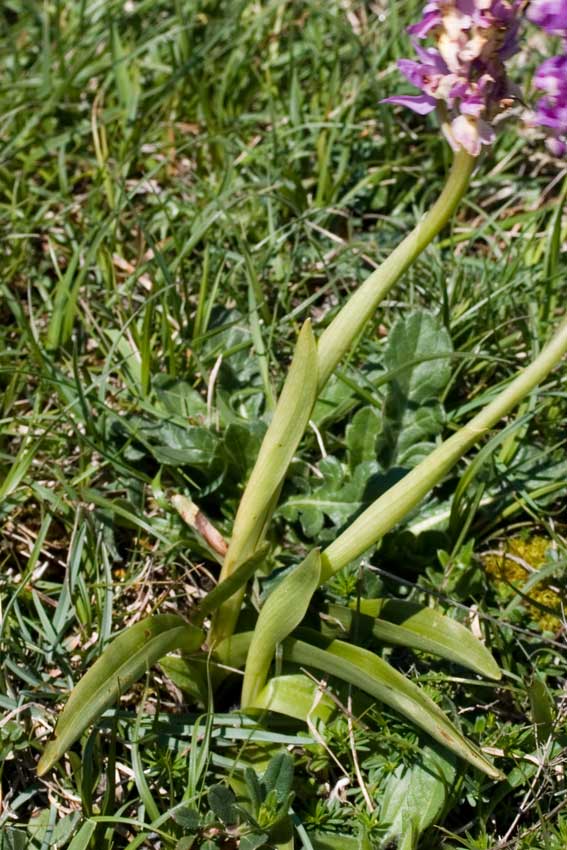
[346,406,382,468]
[324,599,501,680]
[250,674,335,724]
[108,413,222,472]
[262,751,294,802]
[285,635,502,779]
[278,457,388,540]
[240,833,269,850]
[208,785,237,825]
[310,832,371,850]
[379,742,456,850]
[377,311,453,469]
[153,375,208,420]
[241,550,321,706]
[527,674,554,745]
[37,615,203,776]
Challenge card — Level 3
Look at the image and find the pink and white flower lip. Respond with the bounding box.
[383,1,522,156]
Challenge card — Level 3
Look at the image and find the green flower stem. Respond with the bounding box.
[319,313,567,584]
[316,149,475,390]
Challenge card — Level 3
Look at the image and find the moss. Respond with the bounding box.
[483,536,562,633]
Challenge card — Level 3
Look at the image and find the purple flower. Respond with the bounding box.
[527,0,567,37]
[531,54,567,154]
[382,1,522,156]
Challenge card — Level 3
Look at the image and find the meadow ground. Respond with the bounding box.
[1,1,567,848]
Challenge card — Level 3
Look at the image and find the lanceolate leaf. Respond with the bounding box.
[211,320,319,643]
[241,550,321,707]
[216,631,502,778]
[285,635,502,779]
[324,599,501,680]
[37,615,203,776]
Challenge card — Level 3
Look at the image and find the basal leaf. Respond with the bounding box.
[378,312,453,469]
[285,635,502,779]
[250,674,335,724]
[241,549,321,706]
[324,598,501,680]
[217,631,502,778]
[211,320,318,643]
[37,615,203,776]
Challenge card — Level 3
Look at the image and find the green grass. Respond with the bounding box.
[1,1,567,848]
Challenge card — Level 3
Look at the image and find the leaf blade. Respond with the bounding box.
[37,615,203,775]
[241,550,321,706]
[285,635,502,779]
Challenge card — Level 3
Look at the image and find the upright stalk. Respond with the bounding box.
[317,149,475,389]
[319,313,567,583]
[210,151,475,645]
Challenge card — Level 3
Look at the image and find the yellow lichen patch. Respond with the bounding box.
[483,536,562,633]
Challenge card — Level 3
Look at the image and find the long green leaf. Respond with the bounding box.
[241,550,321,707]
[37,615,203,776]
[216,631,502,778]
[285,635,502,779]
[211,320,319,644]
[325,599,501,680]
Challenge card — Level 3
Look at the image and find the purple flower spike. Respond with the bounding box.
[382,1,522,156]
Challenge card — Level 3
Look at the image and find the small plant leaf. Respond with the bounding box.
[379,742,456,850]
[66,821,97,850]
[240,832,269,850]
[262,751,294,802]
[172,806,201,831]
[245,767,264,814]
[346,405,382,468]
[241,549,321,706]
[208,784,237,825]
[527,674,555,745]
[37,616,203,775]
[377,311,453,469]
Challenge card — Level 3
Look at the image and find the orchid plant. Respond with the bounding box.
[37,3,567,843]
